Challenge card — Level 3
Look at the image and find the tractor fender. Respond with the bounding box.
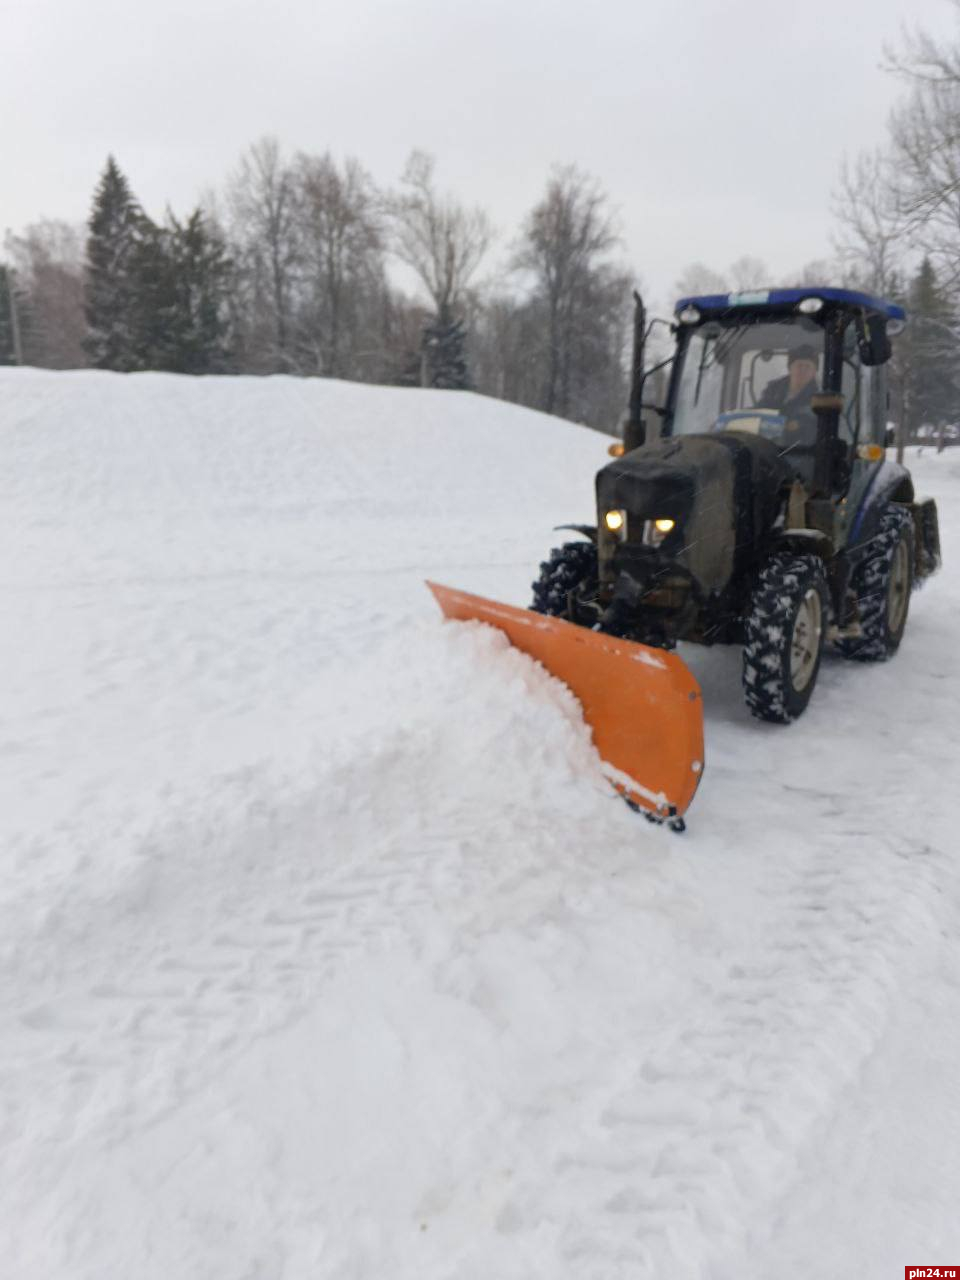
[553,523,598,544]
[771,528,833,558]
[847,460,914,551]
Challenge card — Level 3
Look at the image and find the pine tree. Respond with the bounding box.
[905,257,959,438]
[84,156,149,370]
[0,267,17,364]
[128,220,177,370]
[420,305,470,389]
[163,210,234,373]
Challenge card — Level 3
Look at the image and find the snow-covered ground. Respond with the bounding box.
[2,367,958,1279]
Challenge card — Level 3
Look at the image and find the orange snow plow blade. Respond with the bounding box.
[427,582,705,822]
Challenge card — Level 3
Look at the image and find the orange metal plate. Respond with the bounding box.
[427,582,705,818]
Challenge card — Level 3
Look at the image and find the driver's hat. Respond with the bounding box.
[787,343,819,365]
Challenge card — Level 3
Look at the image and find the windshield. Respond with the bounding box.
[670,319,826,472]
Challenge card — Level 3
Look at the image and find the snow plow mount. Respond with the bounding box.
[427,582,705,827]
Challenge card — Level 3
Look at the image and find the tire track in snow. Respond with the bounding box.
[507,814,955,1279]
[1,626,610,1162]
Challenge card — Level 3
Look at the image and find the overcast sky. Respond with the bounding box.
[4,0,958,312]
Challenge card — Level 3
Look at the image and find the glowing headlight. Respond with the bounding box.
[643,518,676,546]
[604,509,626,534]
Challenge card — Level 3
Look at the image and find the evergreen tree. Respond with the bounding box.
[0,267,17,364]
[84,157,149,370]
[904,257,959,437]
[128,220,177,370]
[84,159,235,374]
[163,210,234,373]
[421,305,470,389]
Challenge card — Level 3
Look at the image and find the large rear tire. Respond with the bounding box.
[834,506,913,661]
[531,542,598,618]
[742,554,829,723]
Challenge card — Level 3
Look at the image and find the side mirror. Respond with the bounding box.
[885,425,896,448]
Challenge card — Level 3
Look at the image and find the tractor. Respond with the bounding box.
[532,287,941,723]
[430,286,941,826]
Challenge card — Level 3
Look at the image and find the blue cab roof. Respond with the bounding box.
[674,286,906,322]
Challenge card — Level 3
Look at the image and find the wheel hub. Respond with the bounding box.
[887,538,910,634]
[790,587,822,692]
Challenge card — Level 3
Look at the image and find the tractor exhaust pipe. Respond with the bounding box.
[624,291,647,454]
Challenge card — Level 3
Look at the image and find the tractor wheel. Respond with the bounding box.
[834,506,914,662]
[742,554,829,723]
[531,542,598,618]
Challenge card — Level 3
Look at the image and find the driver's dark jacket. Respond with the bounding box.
[758,375,818,419]
[756,378,821,483]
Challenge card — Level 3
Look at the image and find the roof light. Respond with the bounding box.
[797,296,824,315]
[677,305,701,324]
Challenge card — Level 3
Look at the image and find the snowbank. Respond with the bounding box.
[2,369,959,1278]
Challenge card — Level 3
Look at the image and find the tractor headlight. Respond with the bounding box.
[604,509,627,540]
[643,517,676,546]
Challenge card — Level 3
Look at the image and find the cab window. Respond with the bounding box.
[840,356,862,448]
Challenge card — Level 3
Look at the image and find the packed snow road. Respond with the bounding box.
[2,368,958,1279]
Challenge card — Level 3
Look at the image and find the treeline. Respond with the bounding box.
[0,144,631,432]
[829,13,960,441]
[7,4,960,445]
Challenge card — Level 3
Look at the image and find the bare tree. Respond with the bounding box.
[514,165,624,420]
[728,256,770,291]
[832,149,904,293]
[674,257,771,300]
[884,11,960,287]
[674,262,730,299]
[294,152,385,379]
[784,258,839,287]
[389,151,492,315]
[4,221,87,368]
[228,137,300,371]
[470,292,541,405]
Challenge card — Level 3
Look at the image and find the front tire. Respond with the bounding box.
[834,506,914,661]
[531,542,598,618]
[742,554,829,723]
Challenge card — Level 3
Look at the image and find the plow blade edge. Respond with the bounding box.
[427,582,705,820]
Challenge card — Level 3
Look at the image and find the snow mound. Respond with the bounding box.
[3,369,960,1278]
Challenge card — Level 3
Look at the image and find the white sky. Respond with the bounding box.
[3,0,958,313]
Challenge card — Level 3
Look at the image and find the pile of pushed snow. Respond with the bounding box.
[3,369,960,1280]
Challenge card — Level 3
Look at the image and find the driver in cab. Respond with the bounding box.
[757,343,819,454]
